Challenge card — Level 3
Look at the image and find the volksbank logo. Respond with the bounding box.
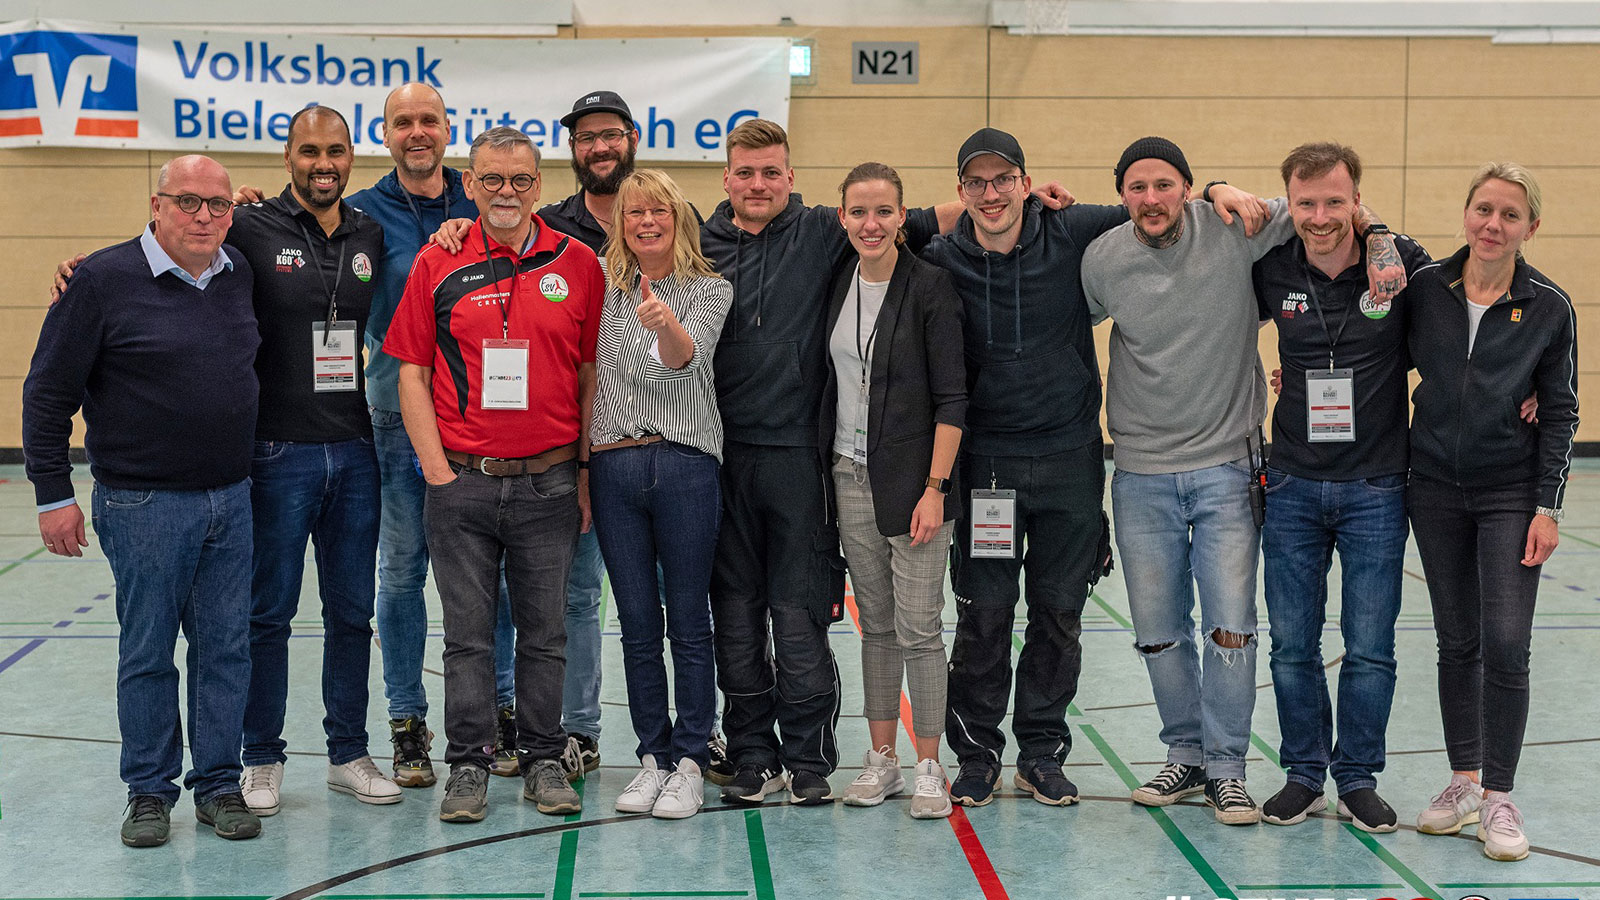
[0,30,138,139]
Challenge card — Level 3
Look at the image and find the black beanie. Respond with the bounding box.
[1114,136,1193,192]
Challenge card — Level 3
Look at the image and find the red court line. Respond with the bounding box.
[0,117,44,136]
[843,589,1010,900]
[75,117,138,137]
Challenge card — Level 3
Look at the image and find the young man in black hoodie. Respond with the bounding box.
[921,128,1264,809]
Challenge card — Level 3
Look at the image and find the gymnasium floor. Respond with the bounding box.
[1,462,1597,900]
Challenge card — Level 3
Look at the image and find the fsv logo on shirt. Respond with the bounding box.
[0,30,139,139]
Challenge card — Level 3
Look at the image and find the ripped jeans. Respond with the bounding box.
[1111,460,1259,780]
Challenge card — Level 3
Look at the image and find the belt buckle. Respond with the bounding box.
[479,456,499,475]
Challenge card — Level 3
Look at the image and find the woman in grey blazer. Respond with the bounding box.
[820,162,967,819]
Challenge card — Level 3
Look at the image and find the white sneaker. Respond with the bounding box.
[328,756,403,805]
[1478,793,1530,861]
[842,747,905,807]
[909,758,953,819]
[652,758,705,820]
[615,755,667,813]
[241,762,283,816]
[1416,773,1484,835]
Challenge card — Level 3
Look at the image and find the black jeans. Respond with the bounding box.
[424,461,580,768]
[710,442,842,775]
[946,441,1106,765]
[1408,473,1541,793]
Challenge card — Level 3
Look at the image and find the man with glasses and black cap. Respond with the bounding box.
[922,128,1266,811]
[384,126,604,825]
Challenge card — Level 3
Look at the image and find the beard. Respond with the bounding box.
[572,145,637,196]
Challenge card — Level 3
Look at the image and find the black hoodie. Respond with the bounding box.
[920,196,1127,457]
[702,193,935,447]
[1408,245,1579,510]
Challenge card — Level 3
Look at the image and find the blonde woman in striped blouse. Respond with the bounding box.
[589,169,732,821]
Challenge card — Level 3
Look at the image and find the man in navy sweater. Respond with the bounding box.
[24,155,263,848]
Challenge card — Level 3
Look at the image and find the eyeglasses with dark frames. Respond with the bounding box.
[474,172,538,193]
[157,192,234,216]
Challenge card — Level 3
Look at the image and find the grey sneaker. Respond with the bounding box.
[120,795,171,848]
[523,758,582,815]
[843,747,904,807]
[195,792,262,840]
[909,758,953,820]
[438,765,488,823]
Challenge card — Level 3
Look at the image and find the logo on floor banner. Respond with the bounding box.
[0,29,139,139]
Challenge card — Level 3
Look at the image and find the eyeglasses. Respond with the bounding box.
[959,174,1020,198]
[475,172,537,193]
[157,192,234,217]
[572,129,629,149]
[622,206,672,222]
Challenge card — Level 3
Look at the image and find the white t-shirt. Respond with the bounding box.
[830,265,890,461]
[1466,298,1494,354]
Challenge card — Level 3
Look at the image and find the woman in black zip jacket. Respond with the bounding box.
[819,162,966,819]
[1406,163,1578,863]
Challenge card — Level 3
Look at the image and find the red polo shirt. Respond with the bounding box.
[384,216,602,458]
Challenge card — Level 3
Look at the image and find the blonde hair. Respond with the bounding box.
[604,169,719,287]
[1466,162,1542,222]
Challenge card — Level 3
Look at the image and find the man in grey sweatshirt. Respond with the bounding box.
[1081,136,1404,827]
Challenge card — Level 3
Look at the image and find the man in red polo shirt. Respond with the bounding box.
[384,126,602,824]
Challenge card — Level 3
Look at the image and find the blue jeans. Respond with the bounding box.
[591,442,720,768]
[562,528,605,738]
[242,439,380,766]
[371,408,514,720]
[94,480,253,804]
[1111,460,1259,779]
[1262,469,1407,793]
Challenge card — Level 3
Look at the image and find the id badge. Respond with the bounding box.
[851,379,869,465]
[311,321,359,392]
[969,488,1018,558]
[481,339,530,410]
[1306,368,1355,442]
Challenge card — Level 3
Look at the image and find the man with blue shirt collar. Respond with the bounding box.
[25,155,263,848]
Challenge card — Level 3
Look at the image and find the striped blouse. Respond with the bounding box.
[592,266,733,461]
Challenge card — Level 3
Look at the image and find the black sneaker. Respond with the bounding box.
[1262,781,1325,825]
[1014,756,1079,806]
[120,795,171,848]
[1337,787,1398,833]
[194,791,263,840]
[1205,778,1261,825]
[705,730,735,786]
[490,707,519,777]
[787,770,835,806]
[950,758,1003,808]
[1131,762,1206,807]
[720,764,785,804]
[560,732,601,782]
[389,716,437,788]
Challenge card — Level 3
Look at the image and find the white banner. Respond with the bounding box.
[0,19,791,161]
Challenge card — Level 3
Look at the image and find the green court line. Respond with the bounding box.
[1089,591,1133,629]
[551,779,590,900]
[0,545,48,577]
[742,810,776,900]
[1438,882,1600,889]
[1562,531,1600,549]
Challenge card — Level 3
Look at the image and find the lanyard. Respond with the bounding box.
[296,222,347,346]
[481,224,535,339]
[1300,258,1355,372]
[401,188,445,248]
[854,265,882,386]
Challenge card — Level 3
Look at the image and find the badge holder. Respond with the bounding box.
[1306,367,1355,443]
[969,475,1018,559]
[311,321,359,392]
[481,339,530,410]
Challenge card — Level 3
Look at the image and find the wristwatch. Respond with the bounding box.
[1536,505,1564,523]
[1202,181,1227,203]
[1361,223,1391,241]
[926,476,951,495]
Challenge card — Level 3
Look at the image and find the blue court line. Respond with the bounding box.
[0,638,46,675]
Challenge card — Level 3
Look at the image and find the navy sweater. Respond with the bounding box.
[23,237,259,506]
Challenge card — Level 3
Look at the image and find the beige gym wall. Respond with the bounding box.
[3,26,1596,447]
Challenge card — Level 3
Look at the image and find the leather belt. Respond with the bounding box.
[444,442,577,477]
[591,434,666,454]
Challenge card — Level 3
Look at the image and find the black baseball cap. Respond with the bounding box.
[957,127,1026,175]
[560,90,634,129]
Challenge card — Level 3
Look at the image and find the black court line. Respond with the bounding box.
[264,793,1600,900]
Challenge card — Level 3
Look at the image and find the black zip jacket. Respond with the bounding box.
[1408,245,1578,509]
[701,193,935,447]
[919,196,1127,457]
